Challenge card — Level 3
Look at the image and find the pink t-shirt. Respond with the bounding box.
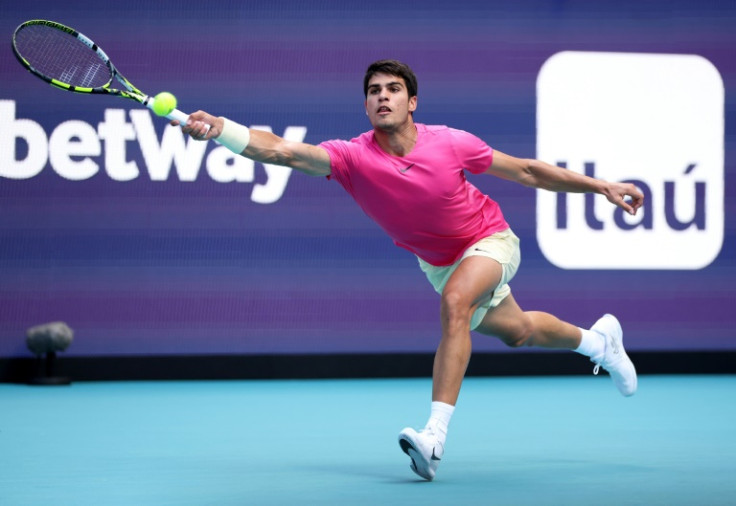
[320,123,509,266]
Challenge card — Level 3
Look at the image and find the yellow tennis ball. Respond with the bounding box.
[152,92,177,116]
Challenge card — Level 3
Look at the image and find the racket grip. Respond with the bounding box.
[166,108,212,135]
[165,108,189,124]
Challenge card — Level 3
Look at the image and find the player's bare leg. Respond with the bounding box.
[432,255,504,405]
[400,255,502,480]
[476,294,637,396]
[474,294,582,349]
[400,256,638,480]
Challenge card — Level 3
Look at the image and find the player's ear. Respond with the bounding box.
[408,96,417,113]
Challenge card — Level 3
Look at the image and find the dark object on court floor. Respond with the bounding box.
[26,322,74,385]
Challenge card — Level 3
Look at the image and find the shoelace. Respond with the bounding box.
[592,331,607,376]
[592,353,605,375]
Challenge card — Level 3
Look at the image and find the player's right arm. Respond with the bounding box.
[179,111,332,177]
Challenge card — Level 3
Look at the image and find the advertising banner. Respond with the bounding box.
[1,0,733,357]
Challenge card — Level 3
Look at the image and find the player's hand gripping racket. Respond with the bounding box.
[11,19,202,128]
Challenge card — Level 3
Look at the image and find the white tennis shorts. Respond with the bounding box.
[417,228,521,330]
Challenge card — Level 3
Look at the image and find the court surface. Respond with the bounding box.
[1,374,734,505]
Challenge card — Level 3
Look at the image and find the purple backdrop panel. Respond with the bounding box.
[1,0,734,357]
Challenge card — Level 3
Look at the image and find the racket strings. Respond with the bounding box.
[15,25,112,89]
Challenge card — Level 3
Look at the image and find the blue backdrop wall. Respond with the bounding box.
[1,0,734,358]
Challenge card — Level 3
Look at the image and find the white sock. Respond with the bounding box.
[574,327,605,358]
[426,401,454,442]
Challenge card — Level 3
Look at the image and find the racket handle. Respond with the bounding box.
[164,107,212,136]
[144,98,212,135]
[165,108,189,124]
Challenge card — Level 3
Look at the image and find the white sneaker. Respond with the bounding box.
[398,426,444,481]
[590,314,637,396]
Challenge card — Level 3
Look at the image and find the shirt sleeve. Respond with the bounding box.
[449,128,494,175]
[319,139,352,189]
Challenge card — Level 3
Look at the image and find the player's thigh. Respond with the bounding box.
[443,255,504,309]
[474,293,532,344]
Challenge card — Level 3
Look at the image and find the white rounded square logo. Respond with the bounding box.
[536,51,724,269]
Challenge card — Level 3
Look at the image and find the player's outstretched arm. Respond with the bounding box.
[485,150,643,216]
[177,111,331,177]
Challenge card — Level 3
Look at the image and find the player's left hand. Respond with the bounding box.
[603,181,644,216]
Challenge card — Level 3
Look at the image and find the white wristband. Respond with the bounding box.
[216,117,251,154]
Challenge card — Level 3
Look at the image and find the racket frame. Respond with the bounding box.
[12,19,188,123]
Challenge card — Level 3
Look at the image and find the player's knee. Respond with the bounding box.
[440,289,472,324]
[501,319,534,348]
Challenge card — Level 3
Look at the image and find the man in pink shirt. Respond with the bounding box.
[180,60,644,481]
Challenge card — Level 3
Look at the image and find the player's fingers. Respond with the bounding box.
[179,120,206,140]
[625,189,644,214]
[178,112,221,141]
[201,123,215,140]
[188,110,212,124]
[192,122,210,140]
[628,185,645,206]
[619,195,637,216]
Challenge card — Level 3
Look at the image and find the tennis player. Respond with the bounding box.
[179,60,643,481]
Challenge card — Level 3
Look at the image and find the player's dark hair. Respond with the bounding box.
[363,60,418,98]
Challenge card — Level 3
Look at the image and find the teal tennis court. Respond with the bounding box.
[1,375,734,505]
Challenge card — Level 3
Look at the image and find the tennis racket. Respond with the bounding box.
[12,19,192,124]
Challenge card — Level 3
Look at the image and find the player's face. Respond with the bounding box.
[364,73,417,131]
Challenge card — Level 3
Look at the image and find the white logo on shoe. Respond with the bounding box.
[609,336,620,355]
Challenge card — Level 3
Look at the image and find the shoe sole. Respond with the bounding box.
[399,433,434,481]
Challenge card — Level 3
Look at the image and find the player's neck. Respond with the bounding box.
[373,119,417,157]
